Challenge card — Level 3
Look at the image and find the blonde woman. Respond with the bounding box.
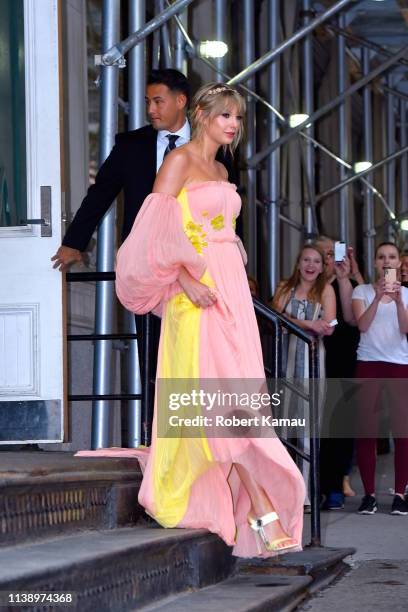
[107,83,305,557]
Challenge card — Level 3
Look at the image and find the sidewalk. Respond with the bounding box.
[300,451,408,611]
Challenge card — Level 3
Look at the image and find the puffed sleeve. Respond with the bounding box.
[115,192,206,314]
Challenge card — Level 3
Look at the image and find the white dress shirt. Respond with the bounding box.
[156,120,191,172]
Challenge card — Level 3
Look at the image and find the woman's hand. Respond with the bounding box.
[178,268,217,308]
[334,256,350,280]
[347,247,364,284]
[374,278,388,301]
[306,319,333,336]
[387,281,403,304]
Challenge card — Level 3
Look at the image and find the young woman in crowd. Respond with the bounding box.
[352,242,408,515]
[272,244,336,507]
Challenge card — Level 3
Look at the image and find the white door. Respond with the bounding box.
[0,0,65,443]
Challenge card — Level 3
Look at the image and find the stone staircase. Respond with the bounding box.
[0,451,354,611]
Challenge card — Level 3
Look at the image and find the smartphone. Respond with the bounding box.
[384,267,397,292]
[334,241,346,262]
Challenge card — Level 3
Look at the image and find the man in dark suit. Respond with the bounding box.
[52,69,193,269]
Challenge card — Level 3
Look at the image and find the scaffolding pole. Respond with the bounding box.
[386,75,396,240]
[337,13,349,243]
[174,7,188,73]
[215,0,227,80]
[268,0,280,296]
[303,0,315,238]
[126,0,145,449]
[92,0,120,449]
[227,0,353,86]
[362,48,375,282]
[400,99,408,216]
[250,43,408,168]
[243,0,256,276]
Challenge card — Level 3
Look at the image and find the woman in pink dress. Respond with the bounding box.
[89,83,305,557]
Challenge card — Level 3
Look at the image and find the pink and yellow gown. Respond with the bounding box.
[78,181,305,557]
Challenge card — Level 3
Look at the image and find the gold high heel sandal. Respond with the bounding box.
[248,511,298,553]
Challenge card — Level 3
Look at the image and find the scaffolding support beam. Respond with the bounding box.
[249,43,408,168]
[227,0,353,86]
[337,13,349,242]
[400,99,408,216]
[92,0,120,450]
[362,48,375,282]
[316,145,408,205]
[126,0,145,449]
[303,0,315,237]
[244,0,256,276]
[101,0,194,65]
[386,75,396,240]
[215,0,227,80]
[268,0,280,296]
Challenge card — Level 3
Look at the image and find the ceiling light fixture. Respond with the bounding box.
[198,41,228,59]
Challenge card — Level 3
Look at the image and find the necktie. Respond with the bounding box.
[163,134,180,159]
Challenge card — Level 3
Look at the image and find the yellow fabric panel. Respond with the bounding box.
[151,188,214,527]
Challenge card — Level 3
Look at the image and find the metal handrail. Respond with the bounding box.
[253,297,321,546]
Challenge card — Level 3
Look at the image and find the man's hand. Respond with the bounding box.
[51,246,83,271]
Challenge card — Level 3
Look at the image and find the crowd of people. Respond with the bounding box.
[272,239,408,516]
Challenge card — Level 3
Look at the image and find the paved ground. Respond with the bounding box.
[300,452,408,611]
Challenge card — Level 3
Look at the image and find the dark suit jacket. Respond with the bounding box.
[63,124,235,251]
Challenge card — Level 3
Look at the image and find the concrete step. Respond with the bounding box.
[0,526,235,611]
[135,574,312,612]
[139,573,313,612]
[0,451,143,546]
[137,547,355,612]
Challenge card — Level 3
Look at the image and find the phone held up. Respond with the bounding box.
[334,241,346,262]
[384,267,397,292]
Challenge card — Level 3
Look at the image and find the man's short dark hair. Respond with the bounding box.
[147,69,190,106]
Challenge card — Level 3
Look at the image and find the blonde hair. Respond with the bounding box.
[190,82,246,153]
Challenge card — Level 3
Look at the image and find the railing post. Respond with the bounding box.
[309,339,321,547]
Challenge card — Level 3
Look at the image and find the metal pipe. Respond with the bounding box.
[174,8,188,73]
[326,23,408,70]
[303,0,315,238]
[92,0,120,450]
[102,0,194,65]
[316,145,408,205]
[249,43,408,168]
[383,85,408,105]
[362,48,375,282]
[127,0,145,449]
[386,75,396,240]
[268,0,280,296]
[337,13,349,242]
[159,0,173,68]
[244,0,256,276]
[400,100,408,214]
[308,342,321,547]
[215,0,227,80]
[227,0,353,86]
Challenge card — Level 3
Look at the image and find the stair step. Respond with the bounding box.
[0,526,235,611]
[138,573,313,612]
[0,452,143,545]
